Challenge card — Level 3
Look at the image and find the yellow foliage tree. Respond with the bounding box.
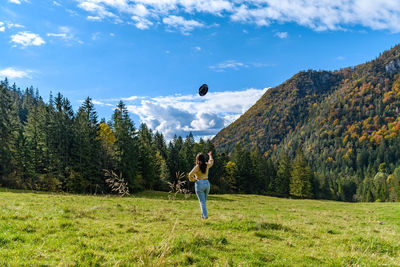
[98,122,116,145]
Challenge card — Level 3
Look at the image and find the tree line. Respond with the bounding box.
[1,79,399,201]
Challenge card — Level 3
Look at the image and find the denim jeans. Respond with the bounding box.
[195,179,210,219]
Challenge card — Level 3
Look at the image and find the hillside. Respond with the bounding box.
[1,189,400,265]
[213,44,400,188]
[213,70,344,153]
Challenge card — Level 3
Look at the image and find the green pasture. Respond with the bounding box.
[0,189,399,266]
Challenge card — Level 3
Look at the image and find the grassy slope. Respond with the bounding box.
[0,189,399,266]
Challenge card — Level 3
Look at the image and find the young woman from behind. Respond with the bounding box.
[188,152,213,219]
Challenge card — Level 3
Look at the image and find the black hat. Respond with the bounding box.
[199,84,208,96]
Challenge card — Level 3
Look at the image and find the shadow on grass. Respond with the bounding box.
[207,195,235,202]
[0,187,49,194]
[254,231,283,240]
[210,219,293,232]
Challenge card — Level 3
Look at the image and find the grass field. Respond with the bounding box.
[0,188,400,266]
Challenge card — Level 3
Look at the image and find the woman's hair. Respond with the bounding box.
[196,153,207,174]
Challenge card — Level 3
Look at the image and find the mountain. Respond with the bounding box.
[213,44,400,180]
[213,70,344,153]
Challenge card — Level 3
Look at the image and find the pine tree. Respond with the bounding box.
[48,93,75,189]
[152,131,169,186]
[112,101,139,191]
[373,163,388,201]
[137,123,157,189]
[224,161,238,192]
[275,154,291,196]
[181,133,195,172]
[250,149,269,194]
[153,131,168,160]
[290,148,313,198]
[0,83,19,185]
[154,150,169,190]
[387,166,400,201]
[167,135,185,183]
[23,103,48,189]
[72,97,102,193]
[232,144,254,194]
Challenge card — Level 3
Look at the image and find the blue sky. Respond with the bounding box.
[1,0,400,140]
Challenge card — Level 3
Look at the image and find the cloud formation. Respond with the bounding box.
[47,26,84,44]
[275,31,288,39]
[163,15,204,34]
[131,15,154,30]
[0,22,24,32]
[0,67,32,79]
[92,87,268,140]
[8,0,25,4]
[209,60,248,72]
[76,0,400,33]
[47,26,71,39]
[6,22,24,29]
[78,1,117,20]
[11,31,45,47]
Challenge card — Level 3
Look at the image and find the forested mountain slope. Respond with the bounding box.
[214,45,400,154]
[213,70,344,153]
[213,44,400,199]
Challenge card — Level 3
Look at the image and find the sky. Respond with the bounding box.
[1,0,400,140]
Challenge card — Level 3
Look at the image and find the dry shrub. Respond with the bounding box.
[104,169,130,196]
[168,171,191,200]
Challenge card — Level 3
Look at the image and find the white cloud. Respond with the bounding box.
[87,16,102,21]
[47,33,67,38]
[209,60,248,72]
[78,1,117,20]
[275,31,288,39]
[74,0,400,33]
[0,67,32,79]
[92,100,114,106]
[53,1,61,6]
[131,16,154,30]
[8,0,24,4]
[46,26,82,44]
[66,9,79,16]
[121,96,142,101]
[11,32,45,47]
[162,15,204,34]
[131,3,149,17]
[232,0,400,32]
[6,22,24,29]
[93,87,268,140]
[0,22,24,32]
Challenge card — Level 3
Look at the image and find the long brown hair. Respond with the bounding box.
[196,153,207,173]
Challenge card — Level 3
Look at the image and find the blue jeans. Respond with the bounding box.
[195,179,210,219]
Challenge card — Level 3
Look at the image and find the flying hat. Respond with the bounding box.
[199,84,208,96]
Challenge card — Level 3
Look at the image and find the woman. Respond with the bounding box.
[188,151,213,219]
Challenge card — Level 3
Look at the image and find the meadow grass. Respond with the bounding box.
[0,188,400,266]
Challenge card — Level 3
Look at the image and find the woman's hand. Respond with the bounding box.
[208,151,212,157]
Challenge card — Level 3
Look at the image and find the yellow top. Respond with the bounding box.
[188,159,214,181]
